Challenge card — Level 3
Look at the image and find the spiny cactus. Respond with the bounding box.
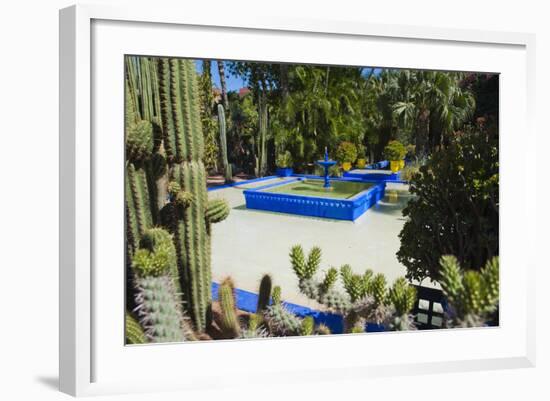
[341,265,367,303]
[266,303,302,336]
[316,324,331,335]
[217,104,232,182]
[318,288,351,313]
[134,275,195,342]
[291,245,321,280]
[157,58,229,333]
[125,312,147,344]
[126,120,154,162]
[126,162,154,237]
[389,278,416,316]
[218,277,240,338]
[370,273,388,306]
[321,267,338,292]
[300,316,315,336]
[138,228,180,295]
[298,278,320,300]
[439,255,499,327]
[205,198,230,224]
[240,313,269,339]
[272,286,282,305]
[256,274,272,314]
[290,244,417,332]
[264,286,302,336]
[387,278,417,331]
[132,231,195,342]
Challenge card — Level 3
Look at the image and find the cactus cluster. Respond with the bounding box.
[125,56,230,343]
[132,228,195,343]
[290,244,418,332]
[439,255,499,327]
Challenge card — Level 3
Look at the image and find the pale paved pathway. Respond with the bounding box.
[208,178,414,307]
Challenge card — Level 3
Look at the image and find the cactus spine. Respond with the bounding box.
[217,104,232,182]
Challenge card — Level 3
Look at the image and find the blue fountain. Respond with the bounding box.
[315,147,337,189]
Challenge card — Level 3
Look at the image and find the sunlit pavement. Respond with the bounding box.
[209,178,415,307]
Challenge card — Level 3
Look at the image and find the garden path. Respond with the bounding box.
[208,178,415,307]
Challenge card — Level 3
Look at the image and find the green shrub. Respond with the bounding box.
[357,146,366,159]
[397,125,498,282]
[276,150,293,168]
[335,141,358,164]
[383,140,407,161]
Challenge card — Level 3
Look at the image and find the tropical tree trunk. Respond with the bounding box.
[415,108,430,157]
[257,94,268,176]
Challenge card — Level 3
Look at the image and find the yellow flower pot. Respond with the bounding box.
[390,160,400,173]
[399,160,405,169]
[342,162,352,171]
[356,158,366,169]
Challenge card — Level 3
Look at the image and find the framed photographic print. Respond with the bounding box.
[59,3,536,397]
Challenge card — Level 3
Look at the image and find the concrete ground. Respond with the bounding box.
[208,177,415,307]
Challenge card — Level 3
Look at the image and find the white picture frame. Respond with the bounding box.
[59,3,536,397]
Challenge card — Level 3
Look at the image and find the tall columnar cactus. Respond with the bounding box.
[439,255,500,327]
[157,58,229,333]
[217,104,232,182]
[132,227,195,343]
[257,274,272,314]
[126,162,154,238]
[218,277,241,338]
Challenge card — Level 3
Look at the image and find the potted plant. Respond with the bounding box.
[275,150,294,177]
[336,141,358,172]
[356,146,367,169]
[383,140,407,173]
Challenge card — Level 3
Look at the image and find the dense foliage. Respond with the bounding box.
[397,124,499,282]
[383,140,407,161]
[335,141,358,164]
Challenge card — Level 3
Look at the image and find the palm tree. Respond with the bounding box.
[392,70,475,156]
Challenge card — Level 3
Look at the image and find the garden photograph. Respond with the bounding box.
[124,56,499,344]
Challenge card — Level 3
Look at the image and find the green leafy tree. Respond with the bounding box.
[198,60,219,172]
[397,124,498,282]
